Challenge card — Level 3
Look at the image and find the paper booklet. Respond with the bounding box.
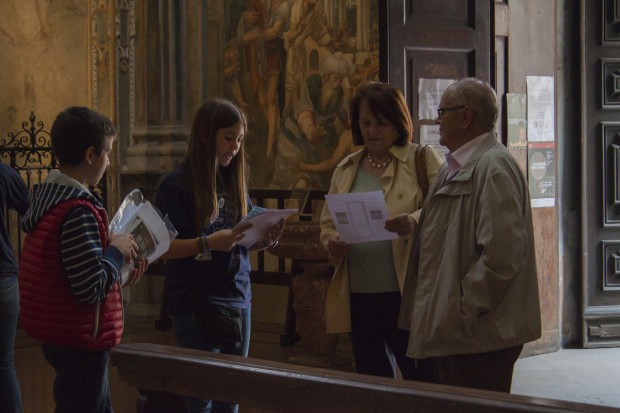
[110,189,178,286]
[324,190,398,244]
[234,206,298,248]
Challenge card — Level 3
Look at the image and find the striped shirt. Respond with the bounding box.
[21,171,122,304]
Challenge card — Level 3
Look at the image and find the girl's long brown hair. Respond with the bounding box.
[183,98,248,229]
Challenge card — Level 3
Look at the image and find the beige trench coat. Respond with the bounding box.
[398,133,542,358]
[320,143,442,334]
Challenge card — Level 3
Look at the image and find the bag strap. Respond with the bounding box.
[415,144,430,200]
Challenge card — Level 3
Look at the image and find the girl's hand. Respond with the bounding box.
[384,213,416,237]
[209,222,252,251]
[327,237,350,260]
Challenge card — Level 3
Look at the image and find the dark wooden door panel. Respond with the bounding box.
[582,0,620,347]
[385,0,491,143]
[406,2,472,25]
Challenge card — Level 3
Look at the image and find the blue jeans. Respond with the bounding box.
[172,306,251,413]
[0,276,23,413]
[42,343,112,413]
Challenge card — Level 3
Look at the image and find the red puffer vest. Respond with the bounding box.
[19,199,123,350]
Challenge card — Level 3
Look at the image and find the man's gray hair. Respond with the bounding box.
[448,78,499,129]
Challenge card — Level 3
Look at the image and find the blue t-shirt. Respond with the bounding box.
[155,166,252,315]
[0,163,30,277]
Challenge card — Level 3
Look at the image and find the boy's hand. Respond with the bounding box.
[109,233,139,263]
[123,258,148,287]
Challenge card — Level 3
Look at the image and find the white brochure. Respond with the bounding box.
[324,191,397,244]
[110,189,178,285]
[235,206,298,248]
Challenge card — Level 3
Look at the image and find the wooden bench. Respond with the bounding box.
[111,343,613,413]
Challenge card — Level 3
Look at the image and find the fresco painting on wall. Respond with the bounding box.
[221,0,379,189]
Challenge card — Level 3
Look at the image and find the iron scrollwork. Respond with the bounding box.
[0,111,57,170]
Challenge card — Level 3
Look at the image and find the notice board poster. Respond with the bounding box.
[528,142,555,208]
[526,76,555,143]
[507,93,527,148]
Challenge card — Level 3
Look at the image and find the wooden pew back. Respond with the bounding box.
[111,343,613,413]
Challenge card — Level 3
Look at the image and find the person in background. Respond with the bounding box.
[19,106,147,413]
[155,98,284,413]
[399,77,541,392]
[320,82,442,380]
[0,163,30,413]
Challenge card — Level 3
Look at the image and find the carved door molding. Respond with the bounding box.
[582,0,620,347]
[381,0,491,143]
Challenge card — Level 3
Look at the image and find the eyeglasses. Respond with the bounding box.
[437,105,466,119]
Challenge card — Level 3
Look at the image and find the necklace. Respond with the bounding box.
[366,151,393,168]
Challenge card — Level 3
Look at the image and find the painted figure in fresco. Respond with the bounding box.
[237,0,266,116]
[292,129,362,175]
[224,38,249,114]
[272,51,351,189]
[284,0,333,112]
[238,0,290,160]
[262,0,290,160]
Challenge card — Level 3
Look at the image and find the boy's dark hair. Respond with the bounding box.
[50,106,117,166]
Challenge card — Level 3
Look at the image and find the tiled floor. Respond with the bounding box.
[15,313,620,412]
[513,347,620,409]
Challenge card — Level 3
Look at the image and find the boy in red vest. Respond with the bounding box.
[19,106,147,413]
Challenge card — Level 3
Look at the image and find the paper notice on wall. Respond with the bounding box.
[507,93,528,148]
[526,76,555,142]
[418,78,457,120]
[419,125,449,160]
[528,142,556,208]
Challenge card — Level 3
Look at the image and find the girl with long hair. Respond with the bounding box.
[156,98,283,413]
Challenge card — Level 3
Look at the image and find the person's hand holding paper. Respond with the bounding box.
[324,191,398,244]
[209,221,253,251]
[110,189,178,286]
[233,206,297,248]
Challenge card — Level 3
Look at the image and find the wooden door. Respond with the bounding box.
[380,0,492,143]
[581,0,620,347]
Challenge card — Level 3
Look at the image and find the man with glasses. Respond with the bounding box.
[398,77,541,393]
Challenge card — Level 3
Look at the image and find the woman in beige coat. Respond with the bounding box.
[320,82,442,379]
